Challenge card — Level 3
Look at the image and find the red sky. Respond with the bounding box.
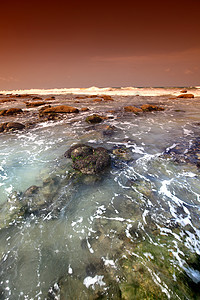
[0,0,200,90]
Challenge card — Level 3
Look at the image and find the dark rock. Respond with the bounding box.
[140,104,164,112]
[164,137,200,167]
[65,144,110,174]
[112,146,132,161]
[0,123,7,132]
[0,108,23,116]
[0,122,25,132]
[32,96,43,100]
[177,94,194,98]
[180,89,187,93]
[85,114,104,124]
[6,122,25,131]
[23,185,40,196]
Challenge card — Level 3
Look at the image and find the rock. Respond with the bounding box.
[32,96,43,100]
[180,89,187,93]
[45,96,55,100]
[15,94,31,98]
[85,114,104,124]
[92,98,102,102]
[41,105,79,114]
[23,185,40,196]
[65,144,93,159]
[112,146,132,161]
[25,101,47,107]
[101,95,114,101]
[65,144,110,174]
[0,108,23,116]
[0,123,7,132]
[140,104,164,112]
[124,106,143,113]
[6,122,25,131]
[0,122,25,132]
[164,137,200,167]
[80,107,89,112]
[177,94,194,98]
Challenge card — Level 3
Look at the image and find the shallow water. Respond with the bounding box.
[1,93,200,299]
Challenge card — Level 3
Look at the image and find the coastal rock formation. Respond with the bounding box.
[0,108,23,116]
[140,104,164,112]
[101,95,114,101]
[113,146,132,161]
[80,107,89,112]
[164,137,200,167]
[177,94,194,98]
[41,105,79,114]
[0,122,25,132]
[65,144,110,174]
[32,96,43,100]
[180,89,187,93]
[25,101,47,107]
[85,114,104,124]
[92,98,102,102]
[124,106,142,113]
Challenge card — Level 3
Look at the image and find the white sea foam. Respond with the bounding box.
[83,275,106,289]
[1,86,200,97]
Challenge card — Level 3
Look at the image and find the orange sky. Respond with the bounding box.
[0,0,200,89]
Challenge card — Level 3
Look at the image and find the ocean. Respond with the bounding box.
[0,86,200,299]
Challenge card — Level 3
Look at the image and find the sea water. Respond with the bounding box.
[0,88,200,299]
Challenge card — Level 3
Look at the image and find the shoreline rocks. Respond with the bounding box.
[0,122,25,132]
[177,94,194,98]
[65,144,111,174]
[85,114,104,124]
[0,108,23,116]
[40,105,79,114]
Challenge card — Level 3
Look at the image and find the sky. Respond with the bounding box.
[0,0,200,90]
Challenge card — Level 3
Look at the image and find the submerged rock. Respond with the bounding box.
[112,146,132,161]
[85,114,104,124]
[65,144,110,174]
[164,137,200,167]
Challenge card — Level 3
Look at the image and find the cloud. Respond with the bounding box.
[184,69,193,75]
[91,47,200,64]
[0,76,18,82]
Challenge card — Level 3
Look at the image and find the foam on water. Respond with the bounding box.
[1,91,200,298]
[1,85,200,97]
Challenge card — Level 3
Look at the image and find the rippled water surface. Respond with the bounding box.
[1,93,200,299]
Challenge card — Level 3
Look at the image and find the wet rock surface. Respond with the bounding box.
[164,137,200,167]
[0,108,23,116]
[65,144,111,174]
[0,122,25,132]
[177,93,194,98]
[85,114,104,124]
[41,105,79,114]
